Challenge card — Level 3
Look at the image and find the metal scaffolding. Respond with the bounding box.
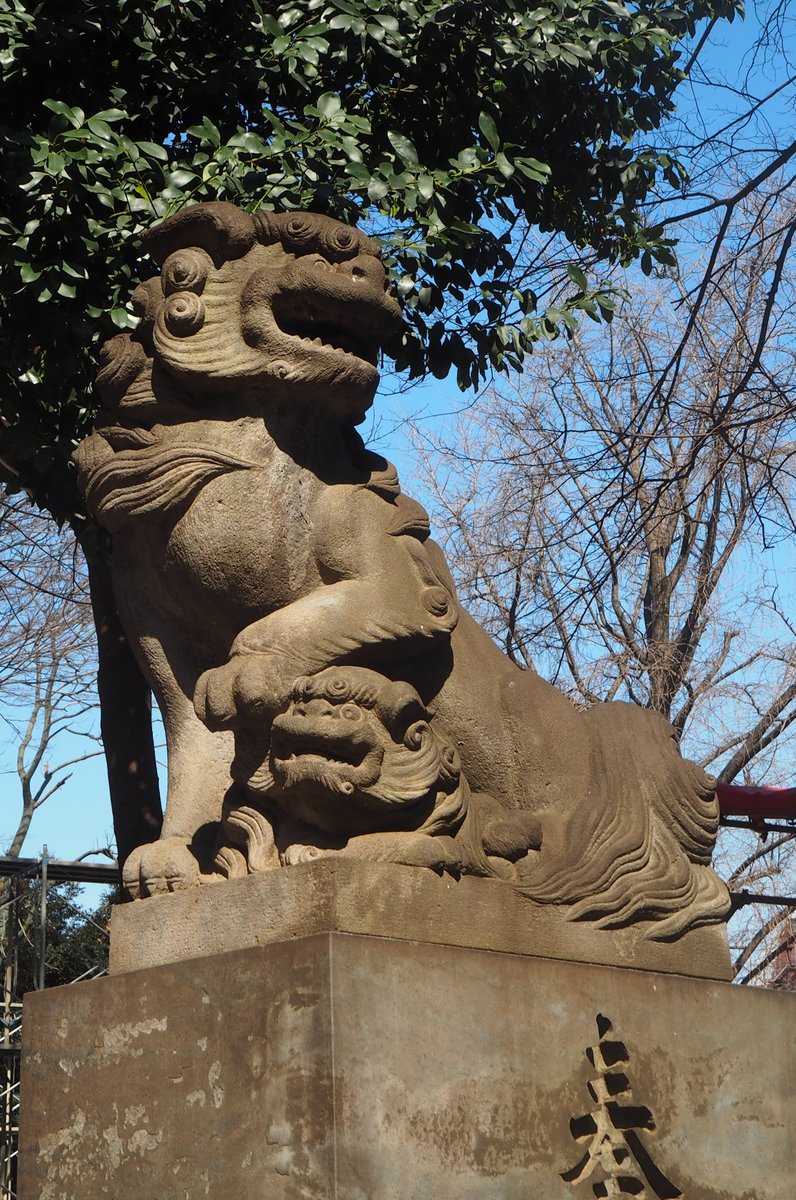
[0,850,117,1199]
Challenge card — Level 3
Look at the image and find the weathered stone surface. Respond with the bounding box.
[109,859,733,982]
[72,200,731,954]
[19,934,794,1200]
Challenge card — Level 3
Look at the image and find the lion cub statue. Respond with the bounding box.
[74,201,729,943]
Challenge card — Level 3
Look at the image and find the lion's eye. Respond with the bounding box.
[324,227,357,258]
[340,703,361,721]
[161,248,212,296]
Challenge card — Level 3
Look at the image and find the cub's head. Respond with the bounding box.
[259,666,461,836]
[96,202,403,423]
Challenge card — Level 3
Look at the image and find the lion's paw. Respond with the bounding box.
[122,837,202,899]
[194,654,290,731]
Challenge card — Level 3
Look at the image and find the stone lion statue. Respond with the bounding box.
[74,201,730,942]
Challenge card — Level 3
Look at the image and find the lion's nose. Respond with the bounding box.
[337,255,388,291]
[303,698,339,719]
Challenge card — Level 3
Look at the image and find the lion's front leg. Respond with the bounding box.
[194,578,455,735]
[194,484,459,734]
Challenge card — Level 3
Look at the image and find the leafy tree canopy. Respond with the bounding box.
[1,0,739,526]
[9,881,113,996]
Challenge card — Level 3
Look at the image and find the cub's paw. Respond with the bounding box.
[122,837,202,900]
[481,811,543,860]
[343,831,464,873]
[279,832,463,873]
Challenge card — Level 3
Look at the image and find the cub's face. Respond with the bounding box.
[264,667,457,836]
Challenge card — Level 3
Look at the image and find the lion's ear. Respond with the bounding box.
[375,681,429,740]
[143,202,257,267]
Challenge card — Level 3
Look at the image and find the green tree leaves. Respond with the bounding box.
[0,0,741,524]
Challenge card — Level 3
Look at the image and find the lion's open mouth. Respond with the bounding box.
[272,733,372,770]
[275,307,380,365]
[282,744,367,768]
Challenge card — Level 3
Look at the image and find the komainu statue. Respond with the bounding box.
[74,201,730,941]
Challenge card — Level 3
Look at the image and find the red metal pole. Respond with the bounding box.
[717,782,796,820]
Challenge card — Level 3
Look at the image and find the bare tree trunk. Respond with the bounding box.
[87,557,162,875]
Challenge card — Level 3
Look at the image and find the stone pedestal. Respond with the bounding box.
[108,860,734,981]
[19,925,794,1199]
